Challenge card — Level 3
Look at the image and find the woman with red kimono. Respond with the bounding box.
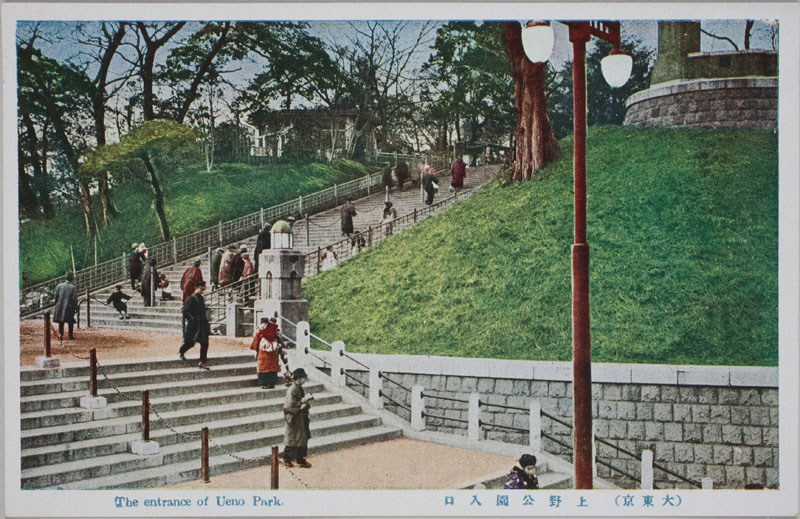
[251,317,281,388]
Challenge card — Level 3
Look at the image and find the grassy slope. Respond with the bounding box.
[20,160,369,286]
[303,128,778,366]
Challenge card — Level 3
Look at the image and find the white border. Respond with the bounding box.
[3,3,798,517]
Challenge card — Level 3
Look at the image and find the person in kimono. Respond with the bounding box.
[504,453,539,489]
[180,260,204,304]
[251,317,281,388]
[340,200,357,236]
[283,367,313,468]
[140,258,160,307]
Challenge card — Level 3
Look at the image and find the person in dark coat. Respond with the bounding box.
[504,454,539,489]
[106,285,131,320]
[254,224,271,273]
[422,168,438,205]
[179,281,211,370]
[210,248,224,289]
[53,271,79,339]
[232,245,247,282]
[140,258,160,307]
[340,200,357,236]
[218,245,237,286]
[283,368,312,468]
[129,247,144,290]
[395,161,410,189]
[382,165,395,191]
[450,157,467,190]
[180,260,204,304]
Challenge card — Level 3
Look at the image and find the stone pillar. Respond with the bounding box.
[529,400,541,453]
[253,221,309,342]
[468,393,481,441]
[641,449,654,490]
[297,321,310,362]
[225,303,239,337]
[331,341,345,388]
[651,21,701,84]
[369,368,383,409]
[411,385,425,432]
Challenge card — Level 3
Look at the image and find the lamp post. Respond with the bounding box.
[522,20,632,489]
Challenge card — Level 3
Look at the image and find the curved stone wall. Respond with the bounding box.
[623,77,777,130]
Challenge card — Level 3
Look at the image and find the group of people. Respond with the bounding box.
[128,243,171,307]
[381,160,412,191]
[211,244,255,289]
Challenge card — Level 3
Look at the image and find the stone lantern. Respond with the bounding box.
[253,220,308,342]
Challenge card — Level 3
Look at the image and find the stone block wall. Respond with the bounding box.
[623,77,777,130]
[327,354,778,489]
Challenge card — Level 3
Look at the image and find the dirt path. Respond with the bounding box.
[19,320,251,366]
[166,438,515,490]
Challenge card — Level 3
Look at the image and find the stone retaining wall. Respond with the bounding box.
[329,354,778,489]
[623,77,777,130]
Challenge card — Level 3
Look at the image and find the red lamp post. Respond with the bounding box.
[522,20,632,489]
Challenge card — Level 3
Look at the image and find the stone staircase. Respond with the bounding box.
[20,351,402,489]
[78,166,500,335]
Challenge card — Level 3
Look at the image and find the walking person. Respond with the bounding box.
[106,285,131,320]
[180,260,204,304]
[381,201,398,236]
[128,243,145,290]
[282,368,313,468]
[450,157,467,192]
[504,454,539,489]
[382,165,395,191]
[254,224,271,273]
[179,281,211,370]
[240,251,255,278]
[250,317,282,389]
[218,245,236,287]
[140,258,160,307]
[395,160,410,189]
[232,245,247,282]
[421,166,438,205]
[340,199,357,237]
[210,247,224,289]
[53,271,79,340]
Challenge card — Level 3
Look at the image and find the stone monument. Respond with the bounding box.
[253,220,308,342]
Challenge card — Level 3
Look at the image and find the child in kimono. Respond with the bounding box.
[251,317,281,388]
[106,285,131,320]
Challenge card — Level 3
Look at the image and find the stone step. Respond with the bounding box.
[21,372,271,413]
[20,352,254,381]
[22,399,359,470]
[49,424,402,489]
[21,382,307,430]
[24,411,384,488]
[21,382,328,448]
[20,361,259,398]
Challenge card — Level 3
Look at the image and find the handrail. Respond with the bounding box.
[378,390,411,412]
[423,411,468,424]
[541,431,574,451]
[378,372,412,393]
[479,400,527,412]
[596,458,640,483]
[341,369,369,388]
[541,409,574,430]
[422,392,470,404]
[478,419,529,434]
[340,351,371,371]
[20,151,449,318]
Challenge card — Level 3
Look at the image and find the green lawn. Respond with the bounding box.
[303,127,778,366]
[20,159,370,286]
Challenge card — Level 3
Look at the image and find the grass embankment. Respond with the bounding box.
[20,159,370,286]
[304,128,778,366]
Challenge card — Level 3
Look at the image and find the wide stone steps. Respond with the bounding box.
[51,425,402,489]
[20,352,402,489]
[23,404,377,488]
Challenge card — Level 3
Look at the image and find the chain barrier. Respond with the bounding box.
[48,322,92,361]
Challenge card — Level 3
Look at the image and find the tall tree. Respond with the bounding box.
[134,22,186,121]
[502,22,560,181]
[82,120,200,241]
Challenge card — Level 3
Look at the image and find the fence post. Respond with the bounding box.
[271,445,279,489]
[207,247,212,273]
[86,288,91,328]
[80,348,107,409]
[218,221,223,245]
[385,185,389,202]
[316,247,321,275]
[122,252,126,276]
[701,477,713,489]
[305,214,310,247]
[173,237,178,264]
[297,321,311,364]
[331,341,345,388]
[366,173,371,194]
[641,449,654,490]
[369,368,383,410]
[334,184,338,205]
[36,312,60,368]
[468,393,480,442]
[201,427,210,483]
[260,207,265,229]
[130,389,159,455]
[411,385,425,432]
[367,226,372,247]
[529,400,541,453]
[413,208,417,223]
[299,195,303,216]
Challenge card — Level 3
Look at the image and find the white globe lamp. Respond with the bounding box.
[521,21,554,63]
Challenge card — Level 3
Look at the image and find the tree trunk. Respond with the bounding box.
[141,152,171,240]
[18,146,38,219]
[21,113,54,218]
[502,22,560,181]
[78,180,97,237]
